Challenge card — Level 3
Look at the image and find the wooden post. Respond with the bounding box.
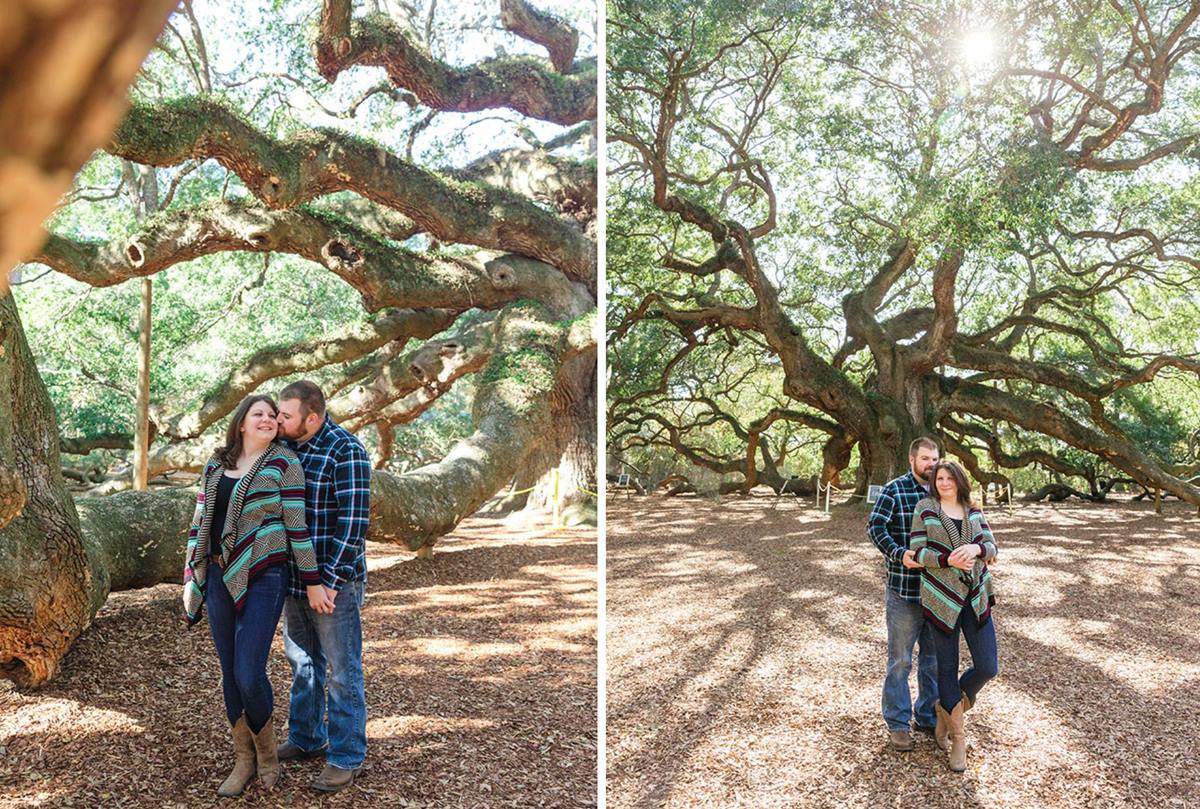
[1155,487,1162,514]
[128,162,157,492]
[552,467,561,528]
[416,545,433,560]
[132,278,151,491]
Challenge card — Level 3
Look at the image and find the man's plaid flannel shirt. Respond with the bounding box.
[867,471,930,603]
[286,417,371,597]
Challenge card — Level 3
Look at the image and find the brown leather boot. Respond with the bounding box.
[313,763,362,793]
[933,703,950,752]
[888,729,913,751]
[217,716,256,797]
[947,700,967,772]
[252,720,281,789]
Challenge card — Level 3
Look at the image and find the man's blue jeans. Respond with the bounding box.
[883,587,938,731]
[206,561,288,733]
[929,607,999,712]
[282,581,367,770]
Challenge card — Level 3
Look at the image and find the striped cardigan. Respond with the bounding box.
[182,444,321,625]
[908,497,998,634]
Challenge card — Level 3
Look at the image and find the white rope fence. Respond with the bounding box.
[811,480,1016,515]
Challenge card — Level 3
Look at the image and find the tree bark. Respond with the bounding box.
[0,294,93,686]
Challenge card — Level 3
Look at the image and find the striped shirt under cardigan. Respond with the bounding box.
[908,497,998,634]
[182,444,321,625]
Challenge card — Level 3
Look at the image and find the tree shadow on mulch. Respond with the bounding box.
[606,496,1200,809]
[0,521,597,809]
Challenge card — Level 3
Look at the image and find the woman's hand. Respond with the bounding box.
[948,544,980,570]
[306,584,336,614]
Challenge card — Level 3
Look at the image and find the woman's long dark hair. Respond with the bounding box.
[932,460,975,511]
[216,395,278,468]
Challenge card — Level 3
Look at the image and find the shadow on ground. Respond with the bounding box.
[0,516,597,809]
[606,494,1200,809]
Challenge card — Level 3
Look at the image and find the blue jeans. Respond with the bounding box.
[929,607,999,712]
[282,581,367,770]
[206,561,288,733]
[883,587,939,731]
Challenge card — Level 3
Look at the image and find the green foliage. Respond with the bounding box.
[19,0,597,481]
[607,0,1200,487]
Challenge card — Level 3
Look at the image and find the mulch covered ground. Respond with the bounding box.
[0,516,597,809]
[606,494,1200,809]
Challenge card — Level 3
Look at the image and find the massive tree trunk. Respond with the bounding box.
[510,354,598,524]
[0,294,93,686]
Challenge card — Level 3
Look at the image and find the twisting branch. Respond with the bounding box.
[33,198,585,314]
[107,98,595,281]
[499,0,580,73]
[316,0,595,125]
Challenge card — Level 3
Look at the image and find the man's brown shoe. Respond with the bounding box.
[313,763,361,793]
[889,729,914,751]
[277,740,326,762]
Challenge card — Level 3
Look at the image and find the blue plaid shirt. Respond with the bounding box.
[286,417,371,596]
[867,471,930,603]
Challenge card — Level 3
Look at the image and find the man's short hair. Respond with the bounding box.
[909,436,940,457]
[280,379,326,419]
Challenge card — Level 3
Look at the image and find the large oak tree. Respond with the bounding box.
[1,0,596,685]
[608,0,1200,504]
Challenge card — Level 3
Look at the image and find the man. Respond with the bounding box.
[275,380,371,792]
[867,436,941,752]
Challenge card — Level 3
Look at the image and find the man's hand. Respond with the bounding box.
[306,584,337,614]
[901,549,922,569]
[948,544,980,571]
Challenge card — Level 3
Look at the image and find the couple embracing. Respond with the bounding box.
[867,437,1000,772]
[181,380,371,795]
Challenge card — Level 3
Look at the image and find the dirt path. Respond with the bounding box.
[606,495,1200,809]
[0,517,597,809]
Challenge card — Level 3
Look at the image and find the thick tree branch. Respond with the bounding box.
[0,0,177,291]
[316,2,595,125]
[499,0,580,73]
[107,98,595,281]
[942,379,1200,504]
[34,198,585,314]
[162,308,458,440]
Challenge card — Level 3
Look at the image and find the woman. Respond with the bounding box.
[182,395,324,796]
[909,460,999,773]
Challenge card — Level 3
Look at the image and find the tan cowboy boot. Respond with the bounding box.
[933,703,950,752]
[252,720,281,789]
[947,700,967,772]
[962,693,974,713]
[217,716,257,797]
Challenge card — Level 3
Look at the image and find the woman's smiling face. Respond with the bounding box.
[935,468,958,500]
[241,401,279,441]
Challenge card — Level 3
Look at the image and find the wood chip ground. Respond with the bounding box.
[606,494,1200,809]
[0,516,597,809]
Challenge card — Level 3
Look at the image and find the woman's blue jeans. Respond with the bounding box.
[206,561,288,733]
[929,606,999,713]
